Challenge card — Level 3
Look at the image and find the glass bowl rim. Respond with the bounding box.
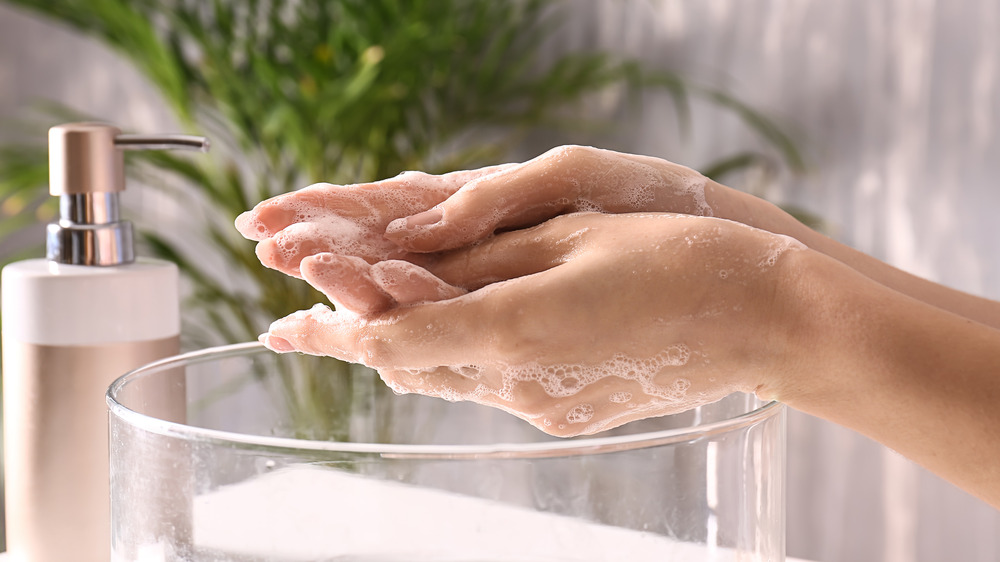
[107,342,784,460]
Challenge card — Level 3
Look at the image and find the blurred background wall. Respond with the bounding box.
[2,1,999,561]
[563,3,1000,561]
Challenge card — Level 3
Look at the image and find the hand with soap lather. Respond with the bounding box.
[237,145,1000,508]
[258,211,807,437]
[239,145,1000,327]
[238,146,725,313]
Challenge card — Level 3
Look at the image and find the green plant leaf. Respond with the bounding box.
[693,85,807,173]
[699,151,768,182]
[0,0,810,439]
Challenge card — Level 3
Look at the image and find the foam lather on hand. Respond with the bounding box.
[381,146,717,255]
[260,211,809,437]
[245,146,813,438]
[235,164,517,277]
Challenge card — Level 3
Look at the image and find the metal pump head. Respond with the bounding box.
[46,122,209,266]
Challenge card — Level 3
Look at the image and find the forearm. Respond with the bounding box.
[769,249,1000,507]
[707,180,1000,329]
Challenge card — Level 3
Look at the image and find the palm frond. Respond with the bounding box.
[0,0,808,439]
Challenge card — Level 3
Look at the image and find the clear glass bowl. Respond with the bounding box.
[108,342,785,561]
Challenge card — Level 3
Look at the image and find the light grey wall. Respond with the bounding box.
[2,2,999,561]
[0,5,175,134]
[566,2,1000,562]
[0,3,178,257]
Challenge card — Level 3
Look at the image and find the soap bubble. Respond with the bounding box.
[566,404,595,424]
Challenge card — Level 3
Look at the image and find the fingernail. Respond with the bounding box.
[235,210,267,239]
[260,333,295,353]
[405,208,443,228]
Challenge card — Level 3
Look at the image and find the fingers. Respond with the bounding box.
[261,298,488,370]
[236,185,338,242]
[383,146,714,254]
[274,211,589,348]
[383,145,672,253]
[235,164,517,242]
[299,254,393,315]
[370,260,466,305]
[384,146,605,253]
[254,221,331,279]
[256,213,407,277]
[271,213,593,358]
[300,254,466,315]
[423,213,596,290]
[259,304,362,361]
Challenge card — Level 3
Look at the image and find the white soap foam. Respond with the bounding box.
[757,233,807,268]
[608,392,632,403]
[579,398,678,435]
[270,176,461,264]
[393,345,694,409]
[678,173,712,216]
[456,365,483,379]
[566,403,595,424]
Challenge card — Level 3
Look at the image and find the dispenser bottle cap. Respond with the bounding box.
[46,122,209,266]
[49,123,126,196]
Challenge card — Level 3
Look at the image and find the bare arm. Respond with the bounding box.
[239,146,1000,507]
[771,247,1000,507]
[707,182,1000,329]
[237,145,1000,328]
[257,213,1000,507]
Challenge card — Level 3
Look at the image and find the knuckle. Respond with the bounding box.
[483,302,545,363]
[357,329,394,368]
[394,170,435,184]
[545,144,598,164]
[301,182,336,191]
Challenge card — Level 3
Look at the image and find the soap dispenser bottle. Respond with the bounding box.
[1,122,208,562]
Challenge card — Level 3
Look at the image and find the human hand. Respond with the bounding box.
[382,145,721,253]
[234,164,514,278]
[260,212,807,436]
[233,145,741,275]
[366,146,1000,332]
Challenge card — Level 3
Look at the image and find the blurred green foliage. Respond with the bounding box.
[0,10,815,555]
[0,0,806,437]
[0,0,804,346]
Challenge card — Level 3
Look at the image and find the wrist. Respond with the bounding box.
[750,246,879,407]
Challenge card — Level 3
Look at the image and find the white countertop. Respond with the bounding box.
[0,546,817,560]
[192,465,817,562]
[0,467,818,561]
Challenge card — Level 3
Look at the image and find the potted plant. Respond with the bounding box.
[0,0,805,439]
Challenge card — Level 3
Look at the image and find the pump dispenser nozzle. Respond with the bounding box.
[46,122,210,266]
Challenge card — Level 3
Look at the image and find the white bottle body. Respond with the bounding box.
[1,258,180,562]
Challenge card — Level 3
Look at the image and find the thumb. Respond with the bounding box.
[384,147,604,253]
[260,296,488,370]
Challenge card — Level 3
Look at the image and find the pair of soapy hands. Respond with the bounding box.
[236,146,808,436]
